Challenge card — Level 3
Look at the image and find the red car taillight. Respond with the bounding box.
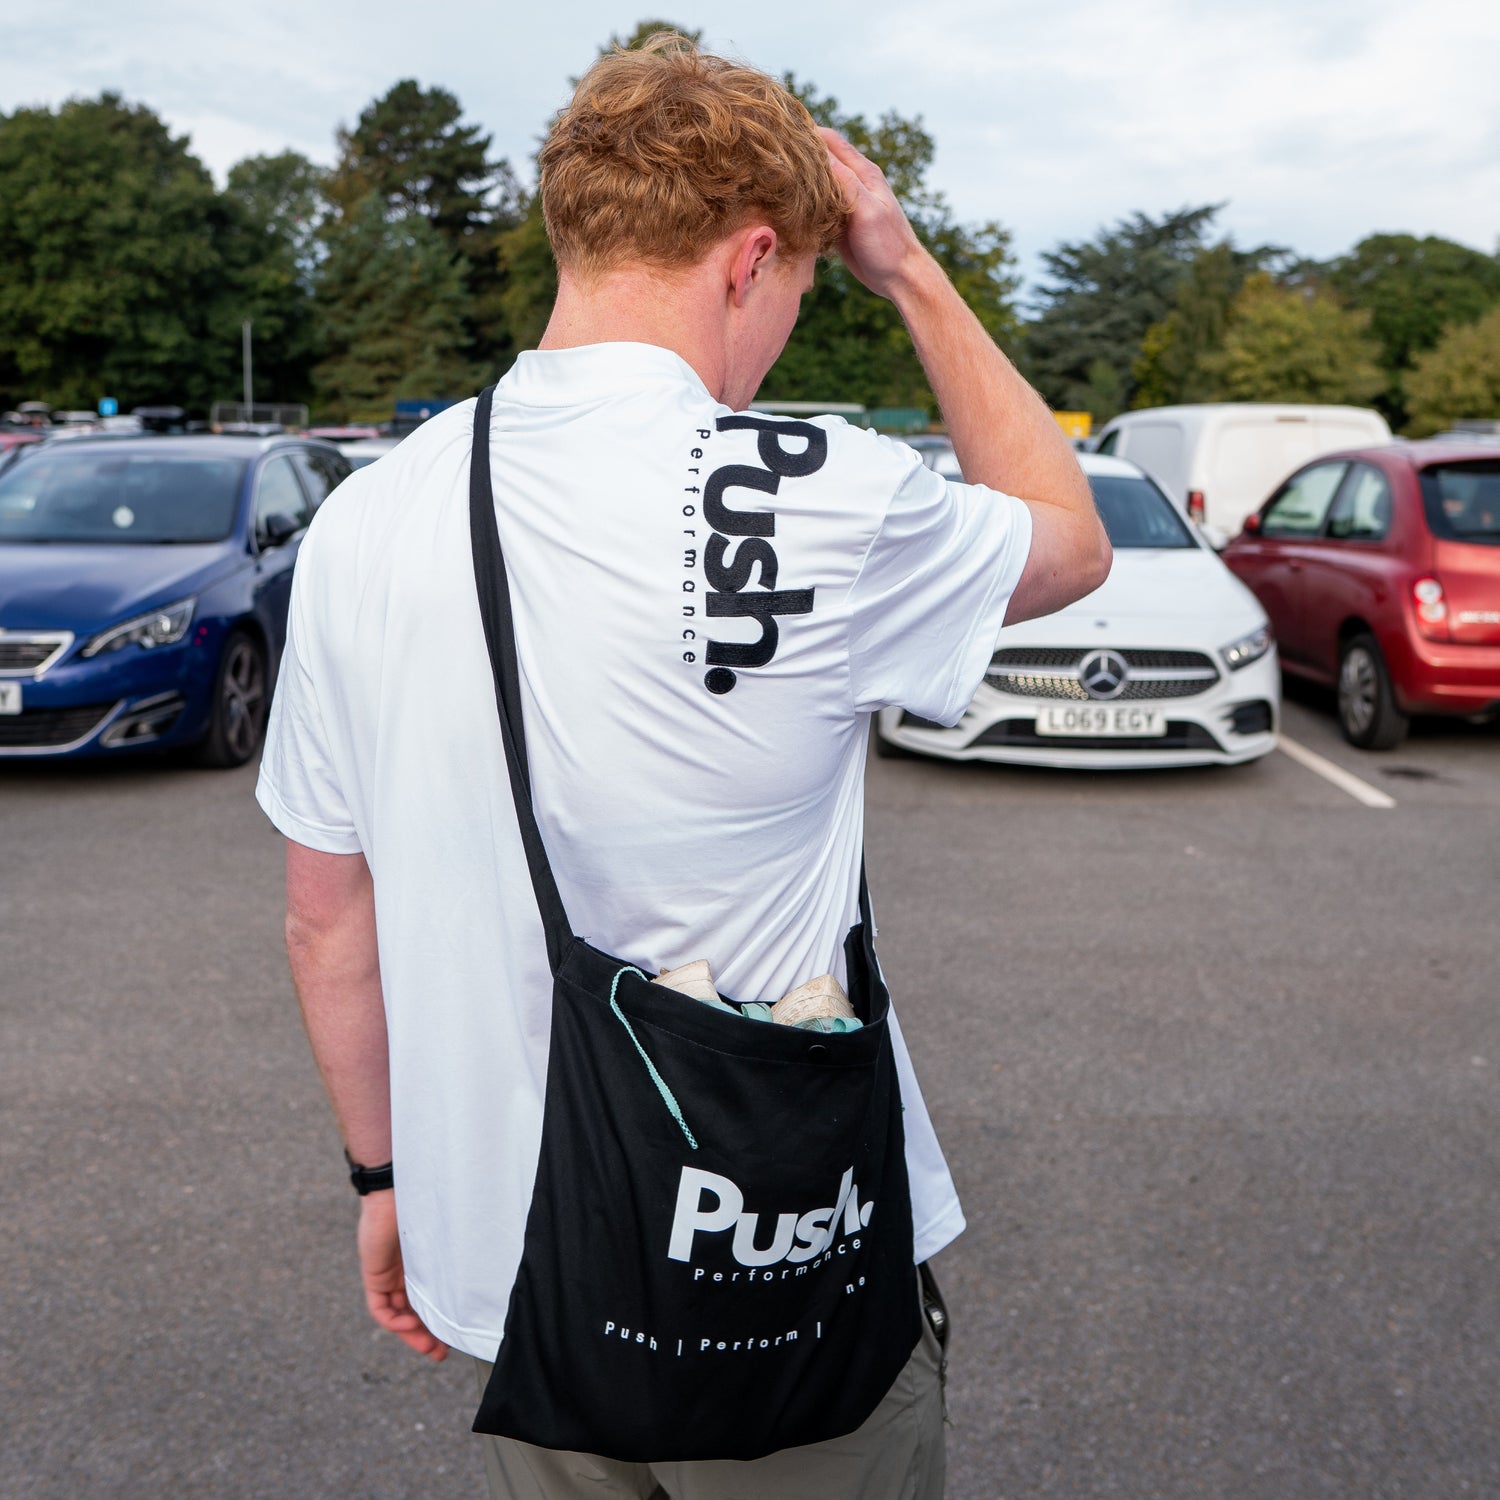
[1187,490,1206,523]
[1412,576,1450,640]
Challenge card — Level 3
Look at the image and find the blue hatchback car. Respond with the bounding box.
[0,434,351,765]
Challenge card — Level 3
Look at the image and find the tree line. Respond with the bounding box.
[1026,207,1500,434]
[2,20,1497,433]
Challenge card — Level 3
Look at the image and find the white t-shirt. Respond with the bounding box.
[256,343,1032,1359]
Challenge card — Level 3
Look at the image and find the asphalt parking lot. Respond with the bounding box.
[4,689,1498,1499]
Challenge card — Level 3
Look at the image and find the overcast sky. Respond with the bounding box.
[4,0,1497,297]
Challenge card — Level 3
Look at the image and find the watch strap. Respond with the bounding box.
[344,1148,394,1195]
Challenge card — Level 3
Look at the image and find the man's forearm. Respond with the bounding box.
[892,249,1110,621]
[821,127,1107,618]
[282,841,445,1360]
[892,250,1092,521]
[284,843,392,1166]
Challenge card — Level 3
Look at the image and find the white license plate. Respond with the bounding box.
[0,681,20,715]
[1037,703,1165,737]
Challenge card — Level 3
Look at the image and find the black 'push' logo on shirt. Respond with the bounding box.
[701,416,826,695]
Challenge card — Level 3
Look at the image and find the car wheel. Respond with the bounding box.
[1337,634,1407,751]
[195,630,269,768]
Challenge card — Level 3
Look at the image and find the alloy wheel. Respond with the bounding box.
[1338,646,1377,737]
[220,637,267,761]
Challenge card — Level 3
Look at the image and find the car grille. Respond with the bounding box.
[0,701,118,750]
[985,647,1220,701]
[0,632,73,675]
[971,719,1225,753]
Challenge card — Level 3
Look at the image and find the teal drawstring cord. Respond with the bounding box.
[609,967,699,1150]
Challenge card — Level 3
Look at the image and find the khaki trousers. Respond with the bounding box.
[468,1267,950,1500]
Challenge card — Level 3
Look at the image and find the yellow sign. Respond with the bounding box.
[1053,410,1092,439]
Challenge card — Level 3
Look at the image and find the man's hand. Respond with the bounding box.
[357,1190,448,1362]
[820,128,928,301]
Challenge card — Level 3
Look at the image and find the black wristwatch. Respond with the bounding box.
[344,1148,394,1196]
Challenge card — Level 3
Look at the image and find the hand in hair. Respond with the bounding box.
[819,128,928,302]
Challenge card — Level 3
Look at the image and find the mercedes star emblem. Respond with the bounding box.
[1079,649,1129,700]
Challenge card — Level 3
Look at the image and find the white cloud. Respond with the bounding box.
[2,0,1496,287]
[853,0,1500,277]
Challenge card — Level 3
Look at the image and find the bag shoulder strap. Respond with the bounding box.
[468,385,875,977]
[469,384,572,971]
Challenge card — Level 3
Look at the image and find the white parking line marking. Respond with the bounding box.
[1276,734,1396,809]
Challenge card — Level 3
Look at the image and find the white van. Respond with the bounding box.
[1093,404,1392,543]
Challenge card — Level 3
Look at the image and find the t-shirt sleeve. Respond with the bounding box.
[255,550,362,855]
[846,446,1033,724]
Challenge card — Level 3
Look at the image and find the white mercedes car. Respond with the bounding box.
[876,449,1281,769]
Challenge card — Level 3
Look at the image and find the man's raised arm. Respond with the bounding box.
[822,129,1111,624]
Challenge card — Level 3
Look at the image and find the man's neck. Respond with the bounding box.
[538,264,730,401]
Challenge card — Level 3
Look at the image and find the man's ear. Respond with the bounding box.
[728,226,779,308]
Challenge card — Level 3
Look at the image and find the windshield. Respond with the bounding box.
[1089,473,1197,548]
[1420,461,1500,546]
[0,448,247,543]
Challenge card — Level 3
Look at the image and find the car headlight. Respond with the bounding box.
[1219,623,1273,671]
[81,598,196,658]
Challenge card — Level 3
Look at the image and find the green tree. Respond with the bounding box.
[0,93,238,412]
[1131,240,1279,408]
[1023,205,1221,421]
[313,195,483,421]
[495,202,556,357]
[1404,304,1500,436]
[222,150,327,405]
[761,81,1019,410]
[329,80,522,367]
[607,18,703,51]
[1329,233,1500,422]
[1202,272,1385,405]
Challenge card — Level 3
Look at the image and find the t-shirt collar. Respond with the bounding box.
[503,342,713,406]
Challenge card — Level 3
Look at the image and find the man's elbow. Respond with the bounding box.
[1050,473,1111,601]
[1081,522,1113,597]
[1052,513,1112,608]
[1004,498,1114,627]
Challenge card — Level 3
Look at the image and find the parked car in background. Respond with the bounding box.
[0,431,45,470]
[1222,441,1500,749]
[1093,404,1392,545]
[0,434,350,764]
[336,436,402,470]
[306,426,381,442]
[877,453,1279,768]
[906,434,962,478]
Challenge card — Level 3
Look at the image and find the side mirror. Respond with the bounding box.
[1242,513,1262,537]
[259,511,300,548]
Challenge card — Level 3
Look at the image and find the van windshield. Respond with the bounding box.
[1420,462,1500,546]
[1089,474,1196,548]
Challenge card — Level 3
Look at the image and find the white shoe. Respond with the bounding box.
[772,974,854,1027]
[652,960,724,1006]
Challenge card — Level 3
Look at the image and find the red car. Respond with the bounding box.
[1222,440,1500,749]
